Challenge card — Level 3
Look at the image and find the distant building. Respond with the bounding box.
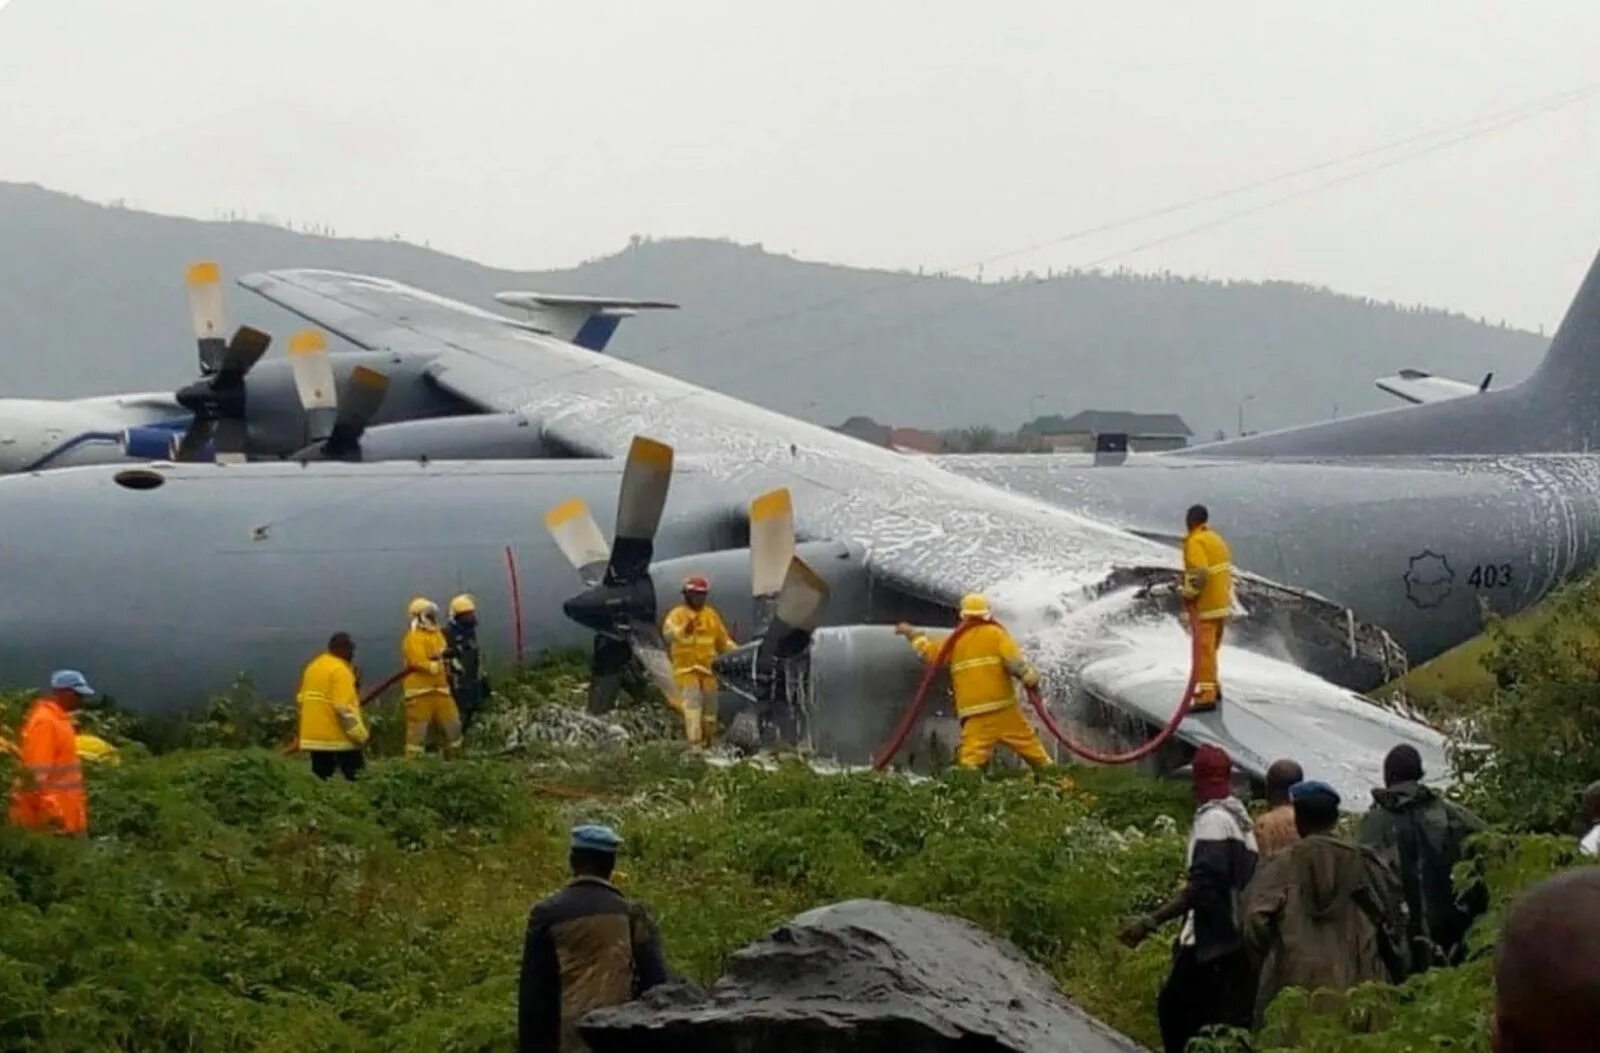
[1021,411,1192,452]
[833,415,893,446]
[888,427,943,455]
[832,417,945,455]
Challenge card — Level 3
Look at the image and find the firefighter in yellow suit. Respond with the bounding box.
[401,598,463,758]
[1180,504,1234,714]
[897,594,1052,770]
[296,632,369,780]
[661,576,736,745]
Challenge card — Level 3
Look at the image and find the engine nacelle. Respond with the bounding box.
[716,624,961,769]
[354,413,551,462]
[650,541,868,637]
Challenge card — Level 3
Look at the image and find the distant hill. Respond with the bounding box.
[0,182,1548,437]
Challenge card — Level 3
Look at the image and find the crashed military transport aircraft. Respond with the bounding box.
[6,243,1600,800]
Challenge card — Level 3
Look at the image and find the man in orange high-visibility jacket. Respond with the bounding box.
[897,594,1052,770]
[1181,504,1234,714]
[8,669,95,836]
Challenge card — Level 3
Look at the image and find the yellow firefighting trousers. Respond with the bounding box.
[957,704,1051,769]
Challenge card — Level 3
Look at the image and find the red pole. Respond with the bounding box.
[505,544,525,664]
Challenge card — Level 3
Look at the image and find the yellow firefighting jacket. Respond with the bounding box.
[911,620,1038,719]
[74,734,120,765]
[661,604,735,680]
[297,651,369,750]
[402,626,450,698]
[1182,524,1234,620]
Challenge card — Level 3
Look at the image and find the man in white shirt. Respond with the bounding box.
[1118,744,1259,1053]
[1580,780,1600,858]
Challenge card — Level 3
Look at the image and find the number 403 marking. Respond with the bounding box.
[1468,563,1513,589]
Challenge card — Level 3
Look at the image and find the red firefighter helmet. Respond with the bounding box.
[682,575,710,594]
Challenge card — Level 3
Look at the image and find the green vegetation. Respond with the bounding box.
[1378,595,1600,713]
[1446,576,1600,832]
[0,733,1191,1050]
[3,577,1599,1051]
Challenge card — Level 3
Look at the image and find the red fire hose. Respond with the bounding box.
[872,609,1203,771]
[359,669,409,707]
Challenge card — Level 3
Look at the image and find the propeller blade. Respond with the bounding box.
[173,417,216,462]
[213,417,249,463]
[544,499,611,586]
[342,365,389,426]
[714,558,830,748]
[749,488,795,598]
[186,261,228,374]
[773,557,830,633]
[557,435,677,714]
[289,330,338,441]
[607,437,673,582]
[624,623,680,702]
[218,326,272,378]
[586,636,632,715]
[323,365,390,460]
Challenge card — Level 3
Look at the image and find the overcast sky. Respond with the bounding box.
[2,0,1598,330]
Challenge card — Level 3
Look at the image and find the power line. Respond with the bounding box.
[635,80,1600,364]
[644,81,1600,408]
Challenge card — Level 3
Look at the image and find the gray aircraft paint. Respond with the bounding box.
[0,452,1444,804]
[25,248,1596,798]
[0,458,879,709]
[940,452,1600,665]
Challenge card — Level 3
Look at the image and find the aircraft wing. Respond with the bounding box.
[1078,624,1440,808]
[241,269,1447,797]
[239,269,1166,602]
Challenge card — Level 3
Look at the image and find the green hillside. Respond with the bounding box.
[0,182,1546,438]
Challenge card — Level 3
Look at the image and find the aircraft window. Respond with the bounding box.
[114,468,166,491]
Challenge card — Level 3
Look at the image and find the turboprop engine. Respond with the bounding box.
[295,412,552,462]
[714,624,956,766]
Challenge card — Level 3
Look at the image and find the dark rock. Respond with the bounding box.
[581,899,1145,1052]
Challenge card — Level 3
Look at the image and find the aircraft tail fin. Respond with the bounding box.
[1525,246,1600,428]
[492,292,678,352]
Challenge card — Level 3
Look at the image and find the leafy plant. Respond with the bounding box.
[1450,576,1600,832]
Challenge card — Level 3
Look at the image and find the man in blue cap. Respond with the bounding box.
[1245,778,1411,1024]
[519,823,669,1052]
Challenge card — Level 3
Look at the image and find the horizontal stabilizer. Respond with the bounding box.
[493,292,679,352]
[1374,368,1487,405]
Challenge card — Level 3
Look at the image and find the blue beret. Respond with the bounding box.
[1289,779,1342,805]
[571,823,623,852]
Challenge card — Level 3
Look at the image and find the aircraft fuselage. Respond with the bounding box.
[4,451,1597,711]
[949,452,1600,664]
